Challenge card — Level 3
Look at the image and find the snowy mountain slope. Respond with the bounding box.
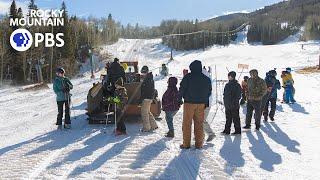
[1,39,320,179]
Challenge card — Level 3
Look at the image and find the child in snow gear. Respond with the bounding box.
[112,78,128,135]
[222,71,242,135]
[179,60,212,149]
[53,68,73,129]
[140,69,158,132]
[162,77,181,138]
[282,68,296,104]
[244,69,267,131]
[240,76,249,105]
[160,64,169,76]
[263,70,281,121]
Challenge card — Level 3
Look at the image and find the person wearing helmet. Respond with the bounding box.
[240,76,249,105]
[53,67,73,129]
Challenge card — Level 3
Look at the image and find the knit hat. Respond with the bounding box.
[228,71,236,79]
[56,67,65,74]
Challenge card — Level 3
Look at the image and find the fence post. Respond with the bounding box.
[318,55,320,70]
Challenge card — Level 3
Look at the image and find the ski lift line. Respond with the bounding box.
[162,22,249,38]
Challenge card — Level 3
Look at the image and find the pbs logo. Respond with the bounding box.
[10,29,33,52]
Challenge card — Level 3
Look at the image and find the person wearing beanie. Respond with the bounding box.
[107,57,126,90]
[140,71,158,132]
[113,77,129,135]
[244,69,267,131]
[53,67,73,129]
[222,71,242,135]
[162,77,182,138]
[262,70,281,121]
[179,60,212,149]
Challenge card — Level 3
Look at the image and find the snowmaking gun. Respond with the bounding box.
[86,61,161,124]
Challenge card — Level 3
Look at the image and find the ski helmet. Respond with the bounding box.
[141,66,149,74]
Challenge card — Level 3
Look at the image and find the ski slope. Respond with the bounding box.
[1,38,320,180]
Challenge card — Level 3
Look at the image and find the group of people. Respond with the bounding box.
[53,58,295,149]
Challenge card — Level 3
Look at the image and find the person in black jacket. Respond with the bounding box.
[222,71,242,135]
[179,60,212,149]
[140,70,158,132]
[108,58,126,88]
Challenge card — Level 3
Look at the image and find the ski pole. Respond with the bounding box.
[114,103,117,135]
[105,103,111,134]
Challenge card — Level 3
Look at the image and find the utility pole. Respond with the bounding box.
[0,37,4,86]
[89,47,95,79]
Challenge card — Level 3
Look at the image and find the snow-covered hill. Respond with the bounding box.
[1,39,320,179]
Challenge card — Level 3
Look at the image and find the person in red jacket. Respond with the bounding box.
[162,77,181,138]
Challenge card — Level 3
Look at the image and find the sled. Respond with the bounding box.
[86,61,161,125]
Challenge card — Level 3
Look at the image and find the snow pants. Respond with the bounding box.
[285,86,295,103]
[263,98,277,119]
[245,100,262,128]
[141,99,158,131]
[224,108,241,133]
[165,111,178,132]
[182,103,205,148]
[56,100,71,125]
[203,106,214,136]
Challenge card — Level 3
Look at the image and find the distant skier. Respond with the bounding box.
[140,67,158,132]
[53,68,73,129]
[162,77,182,138]
[263,70,281,121]
[240,76,249,105]
[243,69,267,131]
[222,71,242,135]
[179,60,212,149]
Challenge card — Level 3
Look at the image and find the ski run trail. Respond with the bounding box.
[1,34,320,180]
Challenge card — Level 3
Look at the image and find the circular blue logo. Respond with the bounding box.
[10,29,33,52]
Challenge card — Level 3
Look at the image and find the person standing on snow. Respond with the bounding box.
[240,76,249,105]
[222,71,242,135]
[281,70,296,104]
[53,68,73,129]
[112,78,129,135]
[162,77,182,138]
[202,66,215,142]
[179,60,212,149]
[140,68,158,132]
[244,69,267,131]
[263,70,281,121]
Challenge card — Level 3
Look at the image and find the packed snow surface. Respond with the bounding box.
[1,38,320,179]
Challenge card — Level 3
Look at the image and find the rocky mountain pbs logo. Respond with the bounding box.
[10,9,65,52]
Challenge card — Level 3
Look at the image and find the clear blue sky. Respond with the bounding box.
[2,0,283,26]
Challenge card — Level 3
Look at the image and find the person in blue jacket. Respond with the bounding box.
[53,68,73,129]
[263,70,281,121]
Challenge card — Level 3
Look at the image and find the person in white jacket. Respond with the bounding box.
[202,67,215,142]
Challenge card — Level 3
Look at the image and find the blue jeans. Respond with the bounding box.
[165,111,178,131]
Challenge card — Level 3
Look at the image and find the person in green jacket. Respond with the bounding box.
[53,67,73,129]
